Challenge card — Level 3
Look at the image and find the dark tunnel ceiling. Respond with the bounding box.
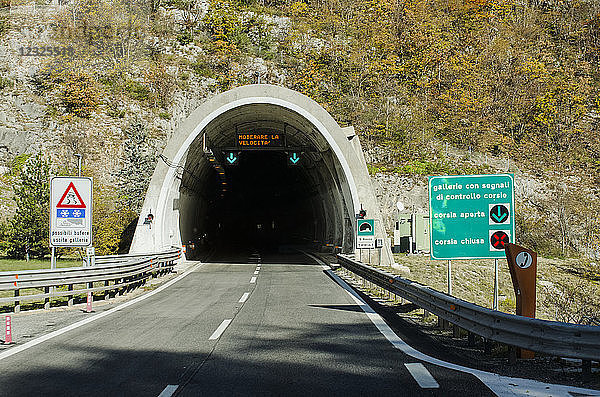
[180,104,332,195]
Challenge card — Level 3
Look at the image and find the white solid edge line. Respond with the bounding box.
[209,319,232,340]
[0,262,205,362]
[404,363,439,389]
[158,384,179,397]
[239,292,250,303]
[250,276,257,283]
[304,253,600,397]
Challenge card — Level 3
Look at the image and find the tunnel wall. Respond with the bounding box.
[130,84,393,266]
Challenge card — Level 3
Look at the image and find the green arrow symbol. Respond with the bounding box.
[290,153,300,164]
[227,153,237,164]
[491,205,507,222]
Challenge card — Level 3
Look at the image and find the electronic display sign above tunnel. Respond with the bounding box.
[428,174,515,260]
[237,133,284,148]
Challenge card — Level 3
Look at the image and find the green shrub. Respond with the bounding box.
[57,71,99,118]
[0,75,11,90]
[191,59,216,78]
[124,80,151,101]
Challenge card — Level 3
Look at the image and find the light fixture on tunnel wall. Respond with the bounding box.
[357,205,367,219]
[143,212,154,229]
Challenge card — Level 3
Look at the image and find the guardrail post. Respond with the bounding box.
[14,290,20,313]
[104,281,110,300]
[68,284,73,307]
[453,324,461,338]
[508,346,517,365]
[44,287,50,310]
[468,331,476,347]
[582,360,592,381]
[484,339,493,355]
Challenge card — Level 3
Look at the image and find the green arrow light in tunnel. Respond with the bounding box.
[226,152,238,164]
[289,152,300,165]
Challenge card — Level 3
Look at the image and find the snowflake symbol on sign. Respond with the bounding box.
[61,210,69,217]
[73,210,81,218]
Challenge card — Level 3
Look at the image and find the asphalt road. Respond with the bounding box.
[0,252,494,396]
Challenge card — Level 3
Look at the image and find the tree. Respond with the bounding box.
[112,121,158,213]
[4,153,51,260]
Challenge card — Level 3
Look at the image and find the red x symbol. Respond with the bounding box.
[491,231,509,249]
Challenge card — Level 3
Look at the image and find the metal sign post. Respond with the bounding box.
[493,259,499,310]
[447,260,452,295]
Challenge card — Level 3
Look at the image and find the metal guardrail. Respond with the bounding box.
[337,254,600,361]
[0,248,181,312]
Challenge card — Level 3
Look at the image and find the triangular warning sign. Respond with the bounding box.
[57,182,86,208]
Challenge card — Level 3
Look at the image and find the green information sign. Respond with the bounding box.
[429,174,515,260]
[357,219,375,236]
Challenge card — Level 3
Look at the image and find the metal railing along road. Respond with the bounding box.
[337,254,600,361]
[0,248,181,312]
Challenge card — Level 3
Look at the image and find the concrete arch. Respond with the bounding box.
[130,84,392,265]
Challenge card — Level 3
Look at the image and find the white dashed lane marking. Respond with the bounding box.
[239,292,250,303]
[158,384,178,397]
[405,363,440,389]
[209,319,232,340]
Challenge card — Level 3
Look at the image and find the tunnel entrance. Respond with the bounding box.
[178,104,352,258]
[131,85,393,266]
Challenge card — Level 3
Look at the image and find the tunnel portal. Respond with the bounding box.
[131,85,393,265]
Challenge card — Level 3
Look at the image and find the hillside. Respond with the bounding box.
[0,0,599,260]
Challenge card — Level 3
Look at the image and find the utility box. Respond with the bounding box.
[415,213,430,252]
[393,213,430,254]
[393,214,412,253]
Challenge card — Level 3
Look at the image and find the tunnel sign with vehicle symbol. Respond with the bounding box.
[357,219,375,249]
[429,174,515,260]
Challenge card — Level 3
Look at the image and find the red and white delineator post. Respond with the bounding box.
[4,315,12,344]
[86,292,93,313]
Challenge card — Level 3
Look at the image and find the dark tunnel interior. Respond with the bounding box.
[176,104,354,260]
[203,151,318,248]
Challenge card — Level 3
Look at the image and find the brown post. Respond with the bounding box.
[505,243,537,359]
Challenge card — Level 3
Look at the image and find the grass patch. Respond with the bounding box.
[389,254,600,324]
[0,258,82,272]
